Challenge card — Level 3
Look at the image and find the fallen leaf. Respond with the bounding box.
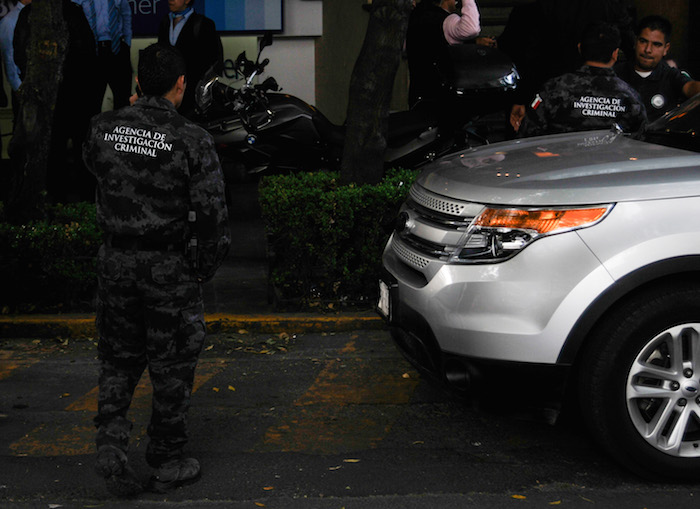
[512,494,526,500]
[254,503,265,507]
[549,501,562,506]
[238,329,249,335]
[412,441,424,445]
[59,393,70,399]
[328,466,341,471]
[205,345,214,351]
[263,486,274,491]
[402,373,410,379]
[228,385,236,391]
[212,387,220,392]
[343,459,360,463]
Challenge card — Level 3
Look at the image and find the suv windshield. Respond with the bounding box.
[639,93,700,153]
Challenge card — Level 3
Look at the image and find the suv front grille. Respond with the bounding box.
[410,185,468,217]
[391,185,482,268]
[393,238,431,269]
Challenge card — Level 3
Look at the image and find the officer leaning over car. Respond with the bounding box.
[519,21,647,137]
[82,42,231,497]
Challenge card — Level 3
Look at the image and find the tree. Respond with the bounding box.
[340,0,413,185]
[5,0,67,224]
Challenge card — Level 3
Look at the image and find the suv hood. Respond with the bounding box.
[418,130,700,206]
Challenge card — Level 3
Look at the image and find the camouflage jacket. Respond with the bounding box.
[83,95,231,281]
[521,65,647,137]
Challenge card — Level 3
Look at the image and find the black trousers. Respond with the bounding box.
[94,40,133,111]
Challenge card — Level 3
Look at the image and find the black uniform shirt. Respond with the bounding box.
[614,59,691,122]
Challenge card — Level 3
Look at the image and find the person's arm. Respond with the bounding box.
[683,81,700,99]
[443,0,480,45]
[202,18,224,75]
[188,131,231,282]
[0,21,21,91]
[12,7,28,84]
[119,0,132,46]
[518,92,548,138]
[509,104,525,132]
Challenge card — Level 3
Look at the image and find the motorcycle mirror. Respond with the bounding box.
[259,32,273,52]
[260,77,279,92]
[194,72,219,113]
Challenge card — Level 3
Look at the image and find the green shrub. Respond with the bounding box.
[259,168,417,309]
[0,202,101,313]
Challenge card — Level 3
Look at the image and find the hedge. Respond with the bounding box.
[0,168,417,313]
[0,202,101,313]
[258,168,417,309]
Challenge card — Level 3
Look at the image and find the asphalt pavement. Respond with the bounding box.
[2,330,700,508]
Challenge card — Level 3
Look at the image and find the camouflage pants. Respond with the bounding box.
[94,245,205,468]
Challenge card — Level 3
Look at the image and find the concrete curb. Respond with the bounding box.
[0,312,385,339]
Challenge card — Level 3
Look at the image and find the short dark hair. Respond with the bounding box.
[137,43,186,97]
[636,15,672,42]
[580,21,620,63]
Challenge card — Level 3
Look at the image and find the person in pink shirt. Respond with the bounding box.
[443,0,481,45]
[406,0,481,107]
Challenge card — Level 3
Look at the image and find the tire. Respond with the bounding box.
[578,281,700,481]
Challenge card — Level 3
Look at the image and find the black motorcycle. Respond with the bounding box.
[195,33,519,182]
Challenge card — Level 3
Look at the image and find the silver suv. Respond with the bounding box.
[379,95,700,480]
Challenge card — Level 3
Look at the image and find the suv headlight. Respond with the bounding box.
[448,205,613,263]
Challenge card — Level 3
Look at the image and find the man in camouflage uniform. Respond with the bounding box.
[83,43,230,496]
[520,21,646,137]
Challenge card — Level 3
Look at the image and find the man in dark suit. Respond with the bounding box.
[157,0,223,118]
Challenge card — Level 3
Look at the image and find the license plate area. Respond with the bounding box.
[377,279,397,323]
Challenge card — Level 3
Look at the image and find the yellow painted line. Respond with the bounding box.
[10,359,227,457]
[0,313,384,339]
[0,347,53,381]
[0,359,37,382]
[257,340,418,454]
[205,313,383,333]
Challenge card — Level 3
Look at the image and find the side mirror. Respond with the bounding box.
[260,32,273,52]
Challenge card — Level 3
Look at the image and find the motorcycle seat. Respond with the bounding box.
[313,113,346,148]
[387,107,439,148]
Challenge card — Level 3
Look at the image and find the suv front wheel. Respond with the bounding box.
[579,282,700,480]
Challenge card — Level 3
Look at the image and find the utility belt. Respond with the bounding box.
[105,234,185,253]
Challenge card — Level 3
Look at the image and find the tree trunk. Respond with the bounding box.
[6,0,67,223]
[340,0,412,185]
